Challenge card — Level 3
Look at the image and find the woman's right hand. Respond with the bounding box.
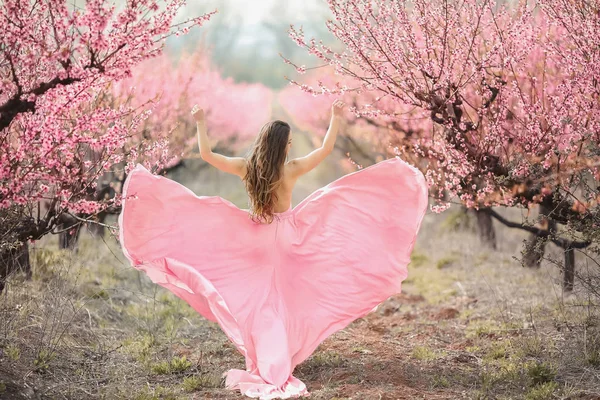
[331,100,345,118]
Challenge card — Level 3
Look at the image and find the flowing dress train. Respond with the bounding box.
[118,157,429,399]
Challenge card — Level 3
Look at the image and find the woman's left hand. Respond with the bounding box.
[191,104,205,123]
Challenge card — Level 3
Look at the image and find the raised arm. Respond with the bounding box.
[192,105,246,178]
[288,100,345,178]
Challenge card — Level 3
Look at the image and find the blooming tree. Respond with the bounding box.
[59,50,274,246]
[0,0,215,290]
[113,50,273,164]
[279,71,428,172]
[285,0,600,289]
[46,48,273,249]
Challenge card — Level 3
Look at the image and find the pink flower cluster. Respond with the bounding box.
[286,0,600,214]
[112,51,273,151]
[0,0,214,236]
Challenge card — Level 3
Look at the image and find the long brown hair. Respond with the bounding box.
[243,120,291,224]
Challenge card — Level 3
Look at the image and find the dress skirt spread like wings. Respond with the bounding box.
[118,157,429,399]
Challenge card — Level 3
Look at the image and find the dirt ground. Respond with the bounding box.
[1,207,600,400]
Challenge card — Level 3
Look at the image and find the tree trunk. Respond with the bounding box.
[87,212,107,238]
[523,205,556,268]
[563,247,575,291]
[0,242,31,294]
[58,214,81,250]
[474,209,497,249]
[59,226,81,250]
[523,234,546,268]
[87,222,104,238]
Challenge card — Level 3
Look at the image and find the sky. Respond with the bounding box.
[168,0,336,87]
[174,0,332,50]
[200,0,329,24]
[220,0,278,24]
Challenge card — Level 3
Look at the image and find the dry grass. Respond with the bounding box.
[0,233,241,399]
[0,204,599,399]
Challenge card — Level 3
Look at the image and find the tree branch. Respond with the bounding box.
[482,208,591,249]
[0,76,79,131]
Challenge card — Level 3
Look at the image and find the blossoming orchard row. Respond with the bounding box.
[280,0,600,290]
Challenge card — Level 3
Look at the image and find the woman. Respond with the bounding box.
[118,100,428,399]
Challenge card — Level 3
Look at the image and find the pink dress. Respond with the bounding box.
[118,157,428,399]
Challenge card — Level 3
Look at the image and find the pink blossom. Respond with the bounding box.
[1,0,215,241]
[285,0,599,215]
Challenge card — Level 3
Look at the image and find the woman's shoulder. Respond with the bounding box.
[283,160,301,178]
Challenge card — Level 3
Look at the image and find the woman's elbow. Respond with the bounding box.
[321,145,334,155]
[200,150,212,160]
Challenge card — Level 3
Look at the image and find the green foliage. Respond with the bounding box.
[436,255,459,270]
[515,336,545,358]
[350,346,372,355]
[133,385,177,400]
[525,381,558,400]
[31,248,64,281]
[408,263,459,304]
[485,341,511,360]
[169,356,192,373]
[151,356,191,375]
[526,361,556,386]
[412,345,443,361]
[150,361,171,375]
[5,344,20,361]
[466,320,500,338]
[82,286,109,300]
[409,252,429,268]
[495,358,520,381]
[431,374,450,388]
[182,374,222,391]
[302,351,345,371]
[34,349,55,372]
[123,333,157,364]
[466,345,481,353]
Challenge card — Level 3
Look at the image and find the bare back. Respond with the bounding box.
[195,101,344,216]
[271,140,340,213]
[272,162,299,213]
[239,161,298,213]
